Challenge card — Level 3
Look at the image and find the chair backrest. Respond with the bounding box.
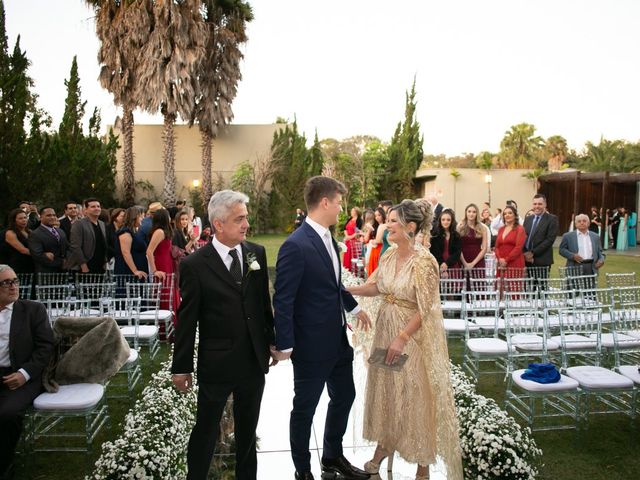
[564,274,598,291]
[537,277,568,292]
[558,308,602,337]
[37,272,75,286]
[44,298,92,324]
[102,296,141,323]
[78,273,109,285]
[541,289,576,311]
[465,290,500,315]
[16,273,33,300]
[158,273,176,312]
[501,276,537,294]
[504,290,539,311]
[575,287,614,311]
[77,282,116,302]
[126,281,162,312]
[558,266,584,278]
[614,286,640,310]
[36,284,72,301]
[606,272,637,288]
[504,309,544,336]
[439,276,466,299]
[469,276,500,293]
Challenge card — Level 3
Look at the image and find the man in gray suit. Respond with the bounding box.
[28,207,68,274]
[64,198,108,274]
[559,214,605,287]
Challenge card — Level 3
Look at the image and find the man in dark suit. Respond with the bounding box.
[427,194,444,231]
[58,202,79,240]
[522,194,559,286]
[559,214,605,287]
[64,198,107,274]
[272,176,372,480]
[0,265,55,479]
[28,207,68,274]
[171,190,276,480]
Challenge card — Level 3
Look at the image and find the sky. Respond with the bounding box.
[4,0,640,156]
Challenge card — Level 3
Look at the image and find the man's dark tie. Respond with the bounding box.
[50,227,60,241]
[526,215,540,250]
[229,249,242,285]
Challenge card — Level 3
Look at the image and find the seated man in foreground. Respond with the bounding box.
[0,264,55,480]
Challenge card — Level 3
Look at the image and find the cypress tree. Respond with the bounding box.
[58,56,86,142]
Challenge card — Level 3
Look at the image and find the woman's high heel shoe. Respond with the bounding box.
[363,446,395,474]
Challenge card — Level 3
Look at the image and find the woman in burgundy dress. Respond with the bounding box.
[430,208,462,278]
[342,207,363,271]
[146,209,181,332]
[495,205,526,285]
[457,203,487,273]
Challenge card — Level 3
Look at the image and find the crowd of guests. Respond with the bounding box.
[338,193,628,283]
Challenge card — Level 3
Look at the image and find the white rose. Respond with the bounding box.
[249,260,261,271]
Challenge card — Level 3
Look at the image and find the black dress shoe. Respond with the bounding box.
[321,455,371,479]
[295,471,315,480]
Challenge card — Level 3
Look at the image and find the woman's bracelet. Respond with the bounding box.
[399,330,410,342]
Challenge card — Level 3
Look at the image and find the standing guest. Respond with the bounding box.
[294,208,306,230]
[171,191,277,480]
[426,194,444,231]
[628,209,637,247]
[616,207,628,251]
[378,200,394,258]
[480,206,492,227]
[114,206,148,279]
[105,208,125,262]
[490,207,503,246]
[347,200,463,480]
[167,199,186,222]
[522,194,559,285]
[457,203,487,272]
[65,198,108,274]
[559,214,605,288]
[272,176,372,480]
[146,209,180,329]
[173,211,197,255]
[430,208,462,277]
[26,203,40,231]
[365,208,385,276]
[589,206,601,235]
[138,201,164,241]
[0,265,55,479]
[187,206,202,238]
[342,207,363,272]
[494,206,527,280]
[59,202,79,240]
[609,207,621,248]
[28,207,68,274]
[4,209,34,275]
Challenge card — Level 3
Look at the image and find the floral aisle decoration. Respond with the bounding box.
[450,363,543,479]
[89,357,198,479]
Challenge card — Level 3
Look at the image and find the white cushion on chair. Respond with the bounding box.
[550,334,597,349]
[511,334,560,351]
[120,325,158,339]
[618,365,640,384]
[33,384,104,411]
[140,309,173,321]
[565,366,634,389]
[512,369,579,392]
[126,349,139,364]
[441,300,463,311]
[626,330,640,339]
[467,338,511,354]
[444,319,479,333]
[473,317,505,330]
[594,333,640,348]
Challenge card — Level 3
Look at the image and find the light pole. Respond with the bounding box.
[484,173,492,205]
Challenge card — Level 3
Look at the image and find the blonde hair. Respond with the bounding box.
[457,203,483,238]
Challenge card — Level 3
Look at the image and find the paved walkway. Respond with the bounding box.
[254,351,448,480]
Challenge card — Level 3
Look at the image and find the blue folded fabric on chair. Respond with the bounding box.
[521,363,561,384]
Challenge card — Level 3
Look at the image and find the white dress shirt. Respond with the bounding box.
[211,235,243,275]
[576,230,593,260]
[0,303,31,381]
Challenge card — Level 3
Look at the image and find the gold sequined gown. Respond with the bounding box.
[362,245,463,479]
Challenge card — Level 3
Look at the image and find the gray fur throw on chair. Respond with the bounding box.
[43,316,131,392]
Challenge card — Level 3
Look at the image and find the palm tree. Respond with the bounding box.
[476,151,494,205]
[135,0,207,205]
[544,135,568,171]
[449,168,461,212]
[522,168,545,194]
[192,0,253,211]
[499,123,543,169]
[85,0,153,205]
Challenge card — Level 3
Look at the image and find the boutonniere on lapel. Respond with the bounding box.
[337,242,347,253]
[246,252,261,272]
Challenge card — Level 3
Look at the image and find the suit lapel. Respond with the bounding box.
[241,242,252,295]
[9,302,24,359]
[303,223,338,285]
[202,243,240,290]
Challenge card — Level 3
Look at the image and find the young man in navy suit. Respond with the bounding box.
[273,176,372,480]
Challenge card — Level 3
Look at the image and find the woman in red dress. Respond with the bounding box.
[365,207,386,276]
[146,209,181,332]
[495,205,526,286]
[457,203,487,272]
[342,207,363,271]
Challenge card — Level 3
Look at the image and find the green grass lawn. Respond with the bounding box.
[16,235,639,479]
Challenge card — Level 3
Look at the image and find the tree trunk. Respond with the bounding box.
[200,129,212,214]
[162,111,177,206]
[122,105,136,205]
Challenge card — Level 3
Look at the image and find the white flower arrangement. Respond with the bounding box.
[450,363,543,479]
[246,252,261,272]
[88,356,198,480]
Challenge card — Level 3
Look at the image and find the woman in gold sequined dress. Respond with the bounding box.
[348,199,462,480]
